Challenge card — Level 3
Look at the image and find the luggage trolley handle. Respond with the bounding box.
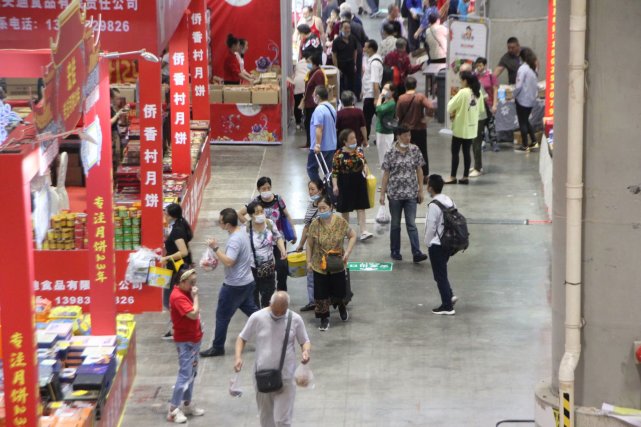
[315,152,332,181]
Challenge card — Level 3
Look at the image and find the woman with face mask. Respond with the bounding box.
[238,177,297,292]
[306,195,357,331]
[296,179,326,312]
[332,129,373,241]
[245,202,286,309]
[299,53,327,148]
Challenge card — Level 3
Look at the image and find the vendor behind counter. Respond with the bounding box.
[223,33,255,85]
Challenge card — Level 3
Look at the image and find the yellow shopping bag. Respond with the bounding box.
[366,174,377,209]
[147,265,174,288]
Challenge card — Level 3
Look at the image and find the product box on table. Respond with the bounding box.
[223,86,252,104]
[251,88,279,105]
[209,84,224,103]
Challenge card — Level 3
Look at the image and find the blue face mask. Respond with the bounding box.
[307,63,313,70]
[347,143,357,149]
[310,194,321,202]
[318,210,332,219]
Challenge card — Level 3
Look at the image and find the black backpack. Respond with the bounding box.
[429,199,469,256]
[372,57,397,88]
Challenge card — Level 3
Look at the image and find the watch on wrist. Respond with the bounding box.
[213,246,219,252]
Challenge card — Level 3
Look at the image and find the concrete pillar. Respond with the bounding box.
[486,0,548,82]
[550,0,641,413]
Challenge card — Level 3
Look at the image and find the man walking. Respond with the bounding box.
[200,209,259,357]
[235,291,311,427]
[424,174,457,315]
[380,126,428,263]
[167,269,205,423]
[332,20,359,95]
[362,39,383,143]
[306,86,337,182]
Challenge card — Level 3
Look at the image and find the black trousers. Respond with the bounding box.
[451,136,473,178]
[515,100,536,147]
[294,94,303,125]
[273,245,288,291]
[410,129,429,176]
[252,269,276,309]
[428,245,453,310]
[338,61,356,95]
[363,97,376,140]
[407,16,421,51]
[304,106,316,147]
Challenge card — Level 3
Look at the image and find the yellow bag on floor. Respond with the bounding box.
[287,252,307,278]
[366,174,377,209]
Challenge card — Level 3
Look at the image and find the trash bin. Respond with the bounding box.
[436,69,447,124]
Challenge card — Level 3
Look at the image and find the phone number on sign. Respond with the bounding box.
[45,19,131,33]
[54,296,136,305]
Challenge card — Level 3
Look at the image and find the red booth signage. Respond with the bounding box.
[169,16,191,174]
[188,0,210,121]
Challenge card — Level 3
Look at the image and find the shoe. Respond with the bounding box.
[167,408,187,424]
[338,305,349,321]
[360,231,373,241]
[469,169,482,177]
[413,253,428,263]
[514,145,529,152]
[458,178,469,185]
[431,305,455,315]
[200,347,225,357]
[300,302,316,312]
[358,6,364,15]
[451,295,458,306]
[529,143,540,150]
[319,318,330,331]
[162,330,173,341]
[181,404,205,417]
[391,252,402,261]
[444,178,457,185]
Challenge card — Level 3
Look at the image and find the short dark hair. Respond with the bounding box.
[297,24,311,35]
[246,201,260,216]
[317,195,334,208]
[340,19,351,28]
[309,178,326,195]
[310,53,322,67]
[428,174,444,194]
[405,76,417,90]
[226,33,239,48]
[474,57,487,66]
[507,36,519,45]
[110,87,120,98]
[338,128,355,148]
[382,23,395,35]
[395,125,411,135]
[256,176,272,189]
[428,13,439,25]
[314,85,329,100]
[340,90,356,107]
[341,11,353,20]
[365,39,378,52]
[220,208,239,226]
[239,38,247,48]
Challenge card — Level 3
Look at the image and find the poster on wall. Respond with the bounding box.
[210,103,282,145]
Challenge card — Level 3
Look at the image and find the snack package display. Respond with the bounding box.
[294,364,315,389]
[199,247,219,271]
[229,373,243,397]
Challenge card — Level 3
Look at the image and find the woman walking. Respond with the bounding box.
[445,71,482,184]
[332,129,373,241]
[514,47,539,151]
[306,195,357,331]
[336,90,368,148]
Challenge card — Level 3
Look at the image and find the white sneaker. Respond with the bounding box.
[360,231,373,241]
[167,408,187,424]
[182,404,205,417]
[469,169,483,178]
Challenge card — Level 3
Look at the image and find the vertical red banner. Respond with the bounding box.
[170,16,192,174]
[189,0,211,121]
[545,0,556,119]
[139,60,164,249]
[85,59,117,334]
[0,151,40,427]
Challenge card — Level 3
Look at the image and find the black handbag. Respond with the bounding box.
[255,311,292,393]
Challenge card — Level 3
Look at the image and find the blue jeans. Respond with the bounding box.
[307,150,335,182]
[389,198,421,256]
[366,0,379,13]
[306,270,315,304]
[428,245,453,310]
[171,341,201,407]
[212,282,259,350]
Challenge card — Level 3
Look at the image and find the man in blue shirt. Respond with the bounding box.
[307,85,337,182]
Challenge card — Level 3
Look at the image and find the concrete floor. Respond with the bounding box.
[121,13,552,427]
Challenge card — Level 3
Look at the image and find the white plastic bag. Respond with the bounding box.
[229,372,243,397]
[125,247,159,284]
[375,205,391,224]
[294,364,315,389]
[199,247,219,271]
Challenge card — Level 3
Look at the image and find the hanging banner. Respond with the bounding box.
[188,0,210,121]
[210,103,282,145]
[544,0,556,120]
[170,15,191,174]
[138,60,164,249]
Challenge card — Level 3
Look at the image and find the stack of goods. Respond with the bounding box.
[162,173,189,204]
[122,138,141,166]
[321,66,339,108]
[115,165,141,194]
[114,206,141,251]
[40,212,88,251]
[191,129,208,169]
[251,84,280,105]
[222,85,251,104]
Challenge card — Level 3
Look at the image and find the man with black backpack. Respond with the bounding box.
[424,174,465,315]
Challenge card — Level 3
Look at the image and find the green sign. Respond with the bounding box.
[347,262,393,272]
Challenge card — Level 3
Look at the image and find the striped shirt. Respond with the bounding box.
[304,201,319,226]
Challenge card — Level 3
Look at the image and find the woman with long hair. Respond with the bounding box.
[445,70,483,184]
[514,47,539,151]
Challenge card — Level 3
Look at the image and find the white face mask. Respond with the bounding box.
[260,191,273,200]
[347,143,357,149]
[399,143,409,148]
[254,214,266,224]
[270,310,287,320]
[309,194,321,202]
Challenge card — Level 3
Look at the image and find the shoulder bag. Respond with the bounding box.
[275,195,296,242]
[255,311,293,393]
[248,221,276,279]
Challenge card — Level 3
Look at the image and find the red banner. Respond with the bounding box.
[188,0,210,121]
[170,16,191,174]
[545,0,556,120]
[210,103,282,144]
[138,60,164,249]
[0,151,40,427]
[85,60,117,334]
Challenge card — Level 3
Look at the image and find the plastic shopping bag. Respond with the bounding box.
[375,205,391,224]
[199,247,219,271]
[229,372,243,397]
[125,247,159,284]
[294,364,315,389]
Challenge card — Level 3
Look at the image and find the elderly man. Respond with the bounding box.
[235,291,311,427]
[167,269,205,424]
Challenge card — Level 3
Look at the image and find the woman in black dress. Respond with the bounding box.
[332,129,373,241]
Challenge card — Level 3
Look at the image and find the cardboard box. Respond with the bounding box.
[6,78,38,97]
[209,84,223,103]
[223,86,251,104]
[251,89,279,105]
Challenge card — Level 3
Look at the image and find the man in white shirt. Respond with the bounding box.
[235,291,311,427]
[362,39,384,143]
[424,174,457,315]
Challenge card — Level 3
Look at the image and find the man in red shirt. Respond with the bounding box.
[167,269,205,424]
[383,38,425,97]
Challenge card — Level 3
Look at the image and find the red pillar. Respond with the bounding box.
[189,0,211,121]
[169,16,192,175]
